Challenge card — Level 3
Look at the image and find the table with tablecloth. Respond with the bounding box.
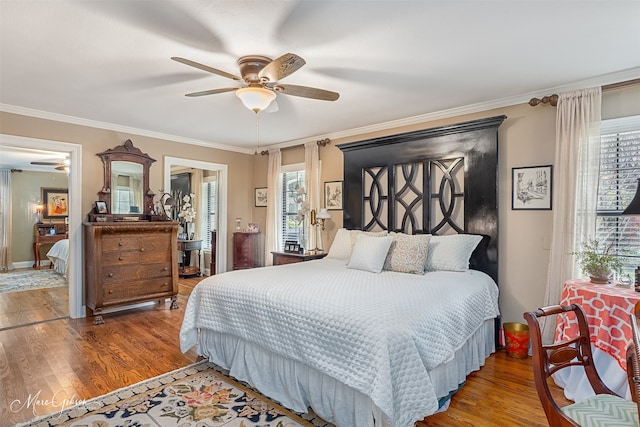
[553,278,640,401]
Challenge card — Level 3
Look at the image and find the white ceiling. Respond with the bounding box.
[1,0,640,159]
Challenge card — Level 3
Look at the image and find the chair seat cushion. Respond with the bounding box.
[561,394,639,427]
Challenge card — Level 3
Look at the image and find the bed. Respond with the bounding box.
[46,238,69,277]
[180,116,506,426]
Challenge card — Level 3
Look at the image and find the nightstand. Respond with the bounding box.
[271,251,328,266]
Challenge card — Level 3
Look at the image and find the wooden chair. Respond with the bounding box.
[627,301,640,422]
[524,304,638,426]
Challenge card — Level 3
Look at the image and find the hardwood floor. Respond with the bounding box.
[0,274,565,426]
[0,269,69,330]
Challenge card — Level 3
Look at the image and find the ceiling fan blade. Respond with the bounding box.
[274,84,339,101]
[31,161,64,166]
[259,53,306,82]
[185,87,239,97]
[171,57,241,81]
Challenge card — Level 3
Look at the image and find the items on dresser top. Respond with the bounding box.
[84,222,179,324]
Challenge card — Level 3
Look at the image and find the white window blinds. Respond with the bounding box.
[596,115,640,276]
[281,166,305,247]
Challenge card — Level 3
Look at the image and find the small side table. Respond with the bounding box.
[271,251,327,266]
[178,239,202,278]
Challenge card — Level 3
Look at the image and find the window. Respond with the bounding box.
[281,164,305,247]
[202,174,218,250]
[596,115,640,277]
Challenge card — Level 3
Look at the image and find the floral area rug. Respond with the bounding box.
[0,269,67,293]
[19,361,334,427]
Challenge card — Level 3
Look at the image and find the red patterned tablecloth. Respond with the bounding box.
[555,278,640,370]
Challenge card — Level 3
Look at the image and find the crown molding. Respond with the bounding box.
[2,67,639,153]
[0,103,255,155]
[270,67,640,150]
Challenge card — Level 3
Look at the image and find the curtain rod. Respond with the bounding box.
[529,78,640,107]
[259,138,332,155]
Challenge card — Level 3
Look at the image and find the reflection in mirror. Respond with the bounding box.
[95,139,156,219]
[111,161,144,214]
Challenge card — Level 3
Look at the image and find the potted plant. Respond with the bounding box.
[573,238,622,284]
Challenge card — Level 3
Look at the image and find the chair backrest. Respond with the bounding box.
[627,302,640,422]
[524,304,617,427]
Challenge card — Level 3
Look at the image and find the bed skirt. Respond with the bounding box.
[196,318,495,427]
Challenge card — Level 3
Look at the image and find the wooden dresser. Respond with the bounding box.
[33,223,68,269]
[233,232,262,270]
[84,221,179,324]
[271,251,328,265]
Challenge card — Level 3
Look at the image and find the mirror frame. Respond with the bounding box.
[96,139,155,218]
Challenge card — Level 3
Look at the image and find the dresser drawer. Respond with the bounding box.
[102,234,171,253]
[102,278,173,305]
[102,262,172,284]
[102,250,172,266]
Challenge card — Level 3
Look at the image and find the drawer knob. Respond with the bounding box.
[108,273,113,278]
[163,267,168,271]
[108,290,113,294]
[118,242,123,246]
[140,248,145,252]
[119,256,123,261]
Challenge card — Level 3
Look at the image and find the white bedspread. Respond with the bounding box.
[46,238,68,277]
[180,258,499,427]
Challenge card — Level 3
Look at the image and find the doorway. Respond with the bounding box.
[0,134,83,320]
[164,157,228,274]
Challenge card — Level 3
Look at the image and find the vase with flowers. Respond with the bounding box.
[178,193,197,239]
[573,238,622,284]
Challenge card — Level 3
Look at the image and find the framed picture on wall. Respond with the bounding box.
[42,187,68,219]
[512,165,553,210]
[324,181,343,210]
[255,187,267,207]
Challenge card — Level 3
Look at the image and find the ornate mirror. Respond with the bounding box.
[96,139,155,218]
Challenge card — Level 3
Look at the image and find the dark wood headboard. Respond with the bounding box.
[337,115,506,284]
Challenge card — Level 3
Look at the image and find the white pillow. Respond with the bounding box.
[347,234,393,273]
[424,234,483,272]
[349,230,388,249]
[383,232,431,274]
[327,229,388,261]
[326,228,353,261]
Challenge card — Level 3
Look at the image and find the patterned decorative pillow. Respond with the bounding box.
[424,234,483,272]
[383,233,431,274]
[347,234,393,273]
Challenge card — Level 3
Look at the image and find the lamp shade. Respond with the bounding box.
[316,208,331,219]
[622,178,640,215]
[235,87,276,113]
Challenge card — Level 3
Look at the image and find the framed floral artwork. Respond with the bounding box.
[324,181,343,210]
[42,187,68,219]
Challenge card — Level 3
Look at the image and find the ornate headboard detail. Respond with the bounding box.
[337,115,506,283]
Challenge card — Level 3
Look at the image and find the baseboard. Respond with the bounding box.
[10,260,49,269]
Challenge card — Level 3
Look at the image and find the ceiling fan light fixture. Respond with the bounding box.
[236,87,276,113]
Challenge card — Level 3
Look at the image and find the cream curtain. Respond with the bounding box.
[542,87,602,342]
[0,169,12,270]
[305,142,321,250]
[265,149,282,266]
[191,169,203,240]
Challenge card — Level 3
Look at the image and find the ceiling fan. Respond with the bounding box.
[30,159,69,171]
[171,53,340,113]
